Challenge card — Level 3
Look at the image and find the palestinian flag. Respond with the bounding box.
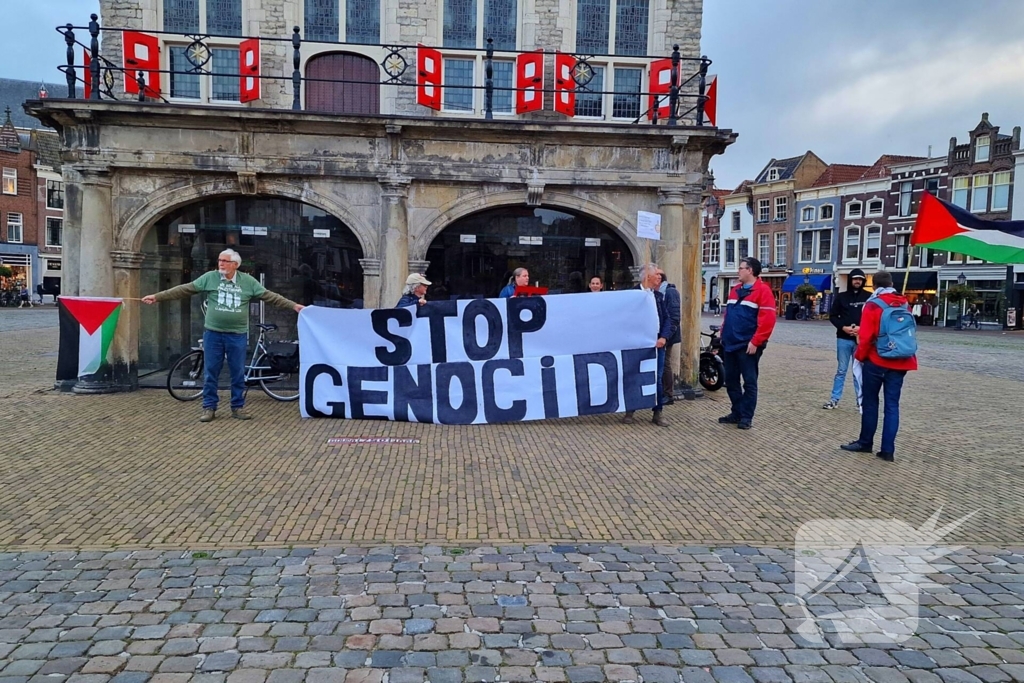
[56,296,123,381]
[911,193,1024,264]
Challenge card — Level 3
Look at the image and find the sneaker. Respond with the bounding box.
[822,399,839,410]
[737,420,752,430]
[718,414,741,424]
[622,411,635,424]
[199,409,216,423]
[652,410,668,427]
[231,409,253,420]
[876,451,895,462]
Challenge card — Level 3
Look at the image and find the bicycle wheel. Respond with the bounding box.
[255,353,300,402]
[167,350,205,401]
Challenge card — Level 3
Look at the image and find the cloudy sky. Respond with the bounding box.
[3,0,1023,190]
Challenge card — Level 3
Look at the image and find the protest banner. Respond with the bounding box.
[300,290,660,424]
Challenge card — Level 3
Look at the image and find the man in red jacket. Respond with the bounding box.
[840,270,918,462]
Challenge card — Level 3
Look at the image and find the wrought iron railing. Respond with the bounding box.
[55,13,713,126]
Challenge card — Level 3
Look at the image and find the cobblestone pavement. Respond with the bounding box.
[2,545,1024,683]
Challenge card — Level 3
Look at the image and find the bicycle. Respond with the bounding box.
[167,322,300,402]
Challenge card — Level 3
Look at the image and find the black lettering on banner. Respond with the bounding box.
[348,366,389,420]
[304,363,346,418]
[371,309,413,365]
[621,347,658,412]
[481,359,527,423]
[394,364,434,423]
[540,355,559,419]
[573,352,619,415]
[417,300,459,364]
[462,299,503,361]
[506,297,547,359]
[435,362,478,424]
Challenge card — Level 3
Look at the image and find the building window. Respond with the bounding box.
[758,233,770,263]
[709,234,719,264]
[444,0,478,47]
[895,234,909,268]
[442,57,475,111]
[818,229,832,262]
[206,0,242,35]
[971,174,989,213]
[947,252,963,264]
[211,48,240,101]
[303,0,381,43]
[774,196,787,221]
[347,0,382,43]
[5,212,22,243]
[757,199,769,223]
[2,168,15,195]
[801,206,814,222]
[920,247,935,268]
[864,225,881,260]
[799,231,813,262]
[164,0,200,33]
[846,201,862,219]
[574,65,604,117]
[305,0,339,41]
[767,168,779,181]
[844,227,860,261]
[867,198,884,216]
[898,181,913,217]
[975,135,990,163]
[992,171,1010,212]
[819,204,833,220]
[169,46,201,99]
[731,210,740,232]
[725,239,735,267]
[165,0,240,35]
[952,177,969,208]
[774,232,786,265]
[46,180,64,210]
[491,60,514,113]
[738,238,749,260]
[576,0,649,56]
[46,217,63,247]
[925,177,939,194]
[611,67,642,119]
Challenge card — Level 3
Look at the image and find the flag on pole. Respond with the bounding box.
[56,297,123,381]
[911,193,1024,264]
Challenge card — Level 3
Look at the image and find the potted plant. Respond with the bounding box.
[942,283,976,329]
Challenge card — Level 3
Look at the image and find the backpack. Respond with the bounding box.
[875,299,918,359]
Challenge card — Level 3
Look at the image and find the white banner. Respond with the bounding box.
[299,290,660,424]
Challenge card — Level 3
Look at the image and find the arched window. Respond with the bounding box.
[844,226,860,262]
[305,52,380,114]
[846,201,862,219]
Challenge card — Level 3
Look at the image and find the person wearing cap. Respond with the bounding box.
[824,268,872,410]
[396,273,431,307]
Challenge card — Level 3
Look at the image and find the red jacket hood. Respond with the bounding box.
[870,291,910,308]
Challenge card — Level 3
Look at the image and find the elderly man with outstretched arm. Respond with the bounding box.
[142,248,304,423]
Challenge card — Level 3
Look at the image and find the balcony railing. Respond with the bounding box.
[54,13,714,127]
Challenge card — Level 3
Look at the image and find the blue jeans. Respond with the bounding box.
[655,346,666,411]
[202,330,248,411]
[830,339,861,403]
[857,359,906,454]
[723,346,763,422]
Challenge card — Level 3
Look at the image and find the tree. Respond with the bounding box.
[942,283,976,308]
[794,283,818,302]
[0,265,13,279]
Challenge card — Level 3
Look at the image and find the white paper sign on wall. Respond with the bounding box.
[636,211,661,240]
[241,225,255,235]
[313,228,330,238]
[178,224,196,234]
[460,234,477,243]
[254,226,268,236]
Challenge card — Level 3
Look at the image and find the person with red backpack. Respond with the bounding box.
[840,270,918,462]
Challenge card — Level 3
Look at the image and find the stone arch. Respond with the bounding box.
[410,188,646,264]
[117,176,378,258]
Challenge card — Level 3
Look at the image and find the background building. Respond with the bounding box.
[701,188,727,307]
[716,180,753,297]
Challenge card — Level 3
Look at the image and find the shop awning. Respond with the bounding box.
[782,274,832,292]
[892,271,938,291]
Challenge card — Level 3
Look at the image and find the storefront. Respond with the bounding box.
[939,268,1007,327]
[1007,266,1024,330]
[892,271,939,326]
[781,272,832,317]
[0,246,38,298]
[40,256,62,296]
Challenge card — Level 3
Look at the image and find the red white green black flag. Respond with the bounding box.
[56,296,123,380]
[911,193,1024,264]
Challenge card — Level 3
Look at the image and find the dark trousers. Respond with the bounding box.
[723,346,763,422]
[857,359,906,454]
[202,330,248,410]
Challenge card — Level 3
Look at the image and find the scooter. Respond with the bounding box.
[699,325,725,391]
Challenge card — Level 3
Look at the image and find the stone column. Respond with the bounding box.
[660,186,703,398]
[78,169,115,297]
[359,258,382,309]
[378,179,410,309]
[61,170,83,297]
[108,250,145,391]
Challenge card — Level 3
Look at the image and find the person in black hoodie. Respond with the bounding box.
[824,268,871,410]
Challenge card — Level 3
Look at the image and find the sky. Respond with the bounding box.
[2,0,1023,191]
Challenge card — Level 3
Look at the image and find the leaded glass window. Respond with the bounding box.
[444,0,477,47]
[611,66,640,118]
[576,0,610,53]
[206,0,242,36]
[164,0,200,33]
[305,0,339,42]
[169,47,200,98]
[484,0,517,50]
[211,48,240,101]
[491,60,513,113]
[346,0,380,43]
[574,65,604,117]
[443,58,474,111]
[614,0,648,55]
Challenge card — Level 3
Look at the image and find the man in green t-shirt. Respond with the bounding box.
[142,248,304,422]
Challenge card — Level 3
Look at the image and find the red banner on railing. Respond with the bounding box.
[648,58,674,120]
[83,51,92,99]
[553,53,576,117]
[122,30,161,98]
[239,38,260,103]
[416,44,442,110]
[703,74,717,126]
[515,50,544,114]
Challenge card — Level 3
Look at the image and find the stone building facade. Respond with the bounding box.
[30,0,732,393]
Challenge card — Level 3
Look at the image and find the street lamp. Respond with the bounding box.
[956,272,966,329]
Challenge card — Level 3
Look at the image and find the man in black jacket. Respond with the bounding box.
[824,268,871,410]
[658,272,682,403]
[624,263,672,427]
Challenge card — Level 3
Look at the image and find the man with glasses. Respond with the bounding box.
[142,249,304,422]
[718,257,776,430]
